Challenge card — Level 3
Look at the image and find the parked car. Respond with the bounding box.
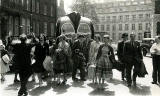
[141,38,155,56]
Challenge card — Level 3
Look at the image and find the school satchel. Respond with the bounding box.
[2,54,10,65]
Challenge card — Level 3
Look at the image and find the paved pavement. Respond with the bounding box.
[0,56,160,96]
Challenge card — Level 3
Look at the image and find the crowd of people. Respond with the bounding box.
[0,32,160,96]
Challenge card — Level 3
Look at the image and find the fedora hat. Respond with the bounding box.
[122,33,128,38]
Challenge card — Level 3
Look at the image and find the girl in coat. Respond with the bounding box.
[88,34,101,83]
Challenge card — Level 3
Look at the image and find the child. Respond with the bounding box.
[53,48,67,85]
[0,40,10,81]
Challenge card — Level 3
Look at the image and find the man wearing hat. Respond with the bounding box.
[117,33,128,81]
[11,34,34,96]
[72,34,86,81]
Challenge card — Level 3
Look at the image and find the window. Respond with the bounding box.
[112,16,116,22]
[101,16,105,21]
[8,16,14,36]
[138,33,142,40]
[26,0,30,11]
[146,14,150,19]
[21,0,24,6]
[140,1,145,4]
[51,6,53,16]
[119,15,123,21]
[51,23,54,36]
[132,15,136,20]
[146,0,152,3]
[133,2,138,5]
[36,22,39,36]
[119,33,122,40]
[78,24,90,33]
[125,24,129,30]
[32,0,35,12]
[106,25,110,31]
[106,16,110,21]
[36,2,40,13]
[132,24,135,30]
[21,18,26,34]
[26,19,30,34]
[33,21,36,34]
[138,23,143,30]
[126,2,131,5]
[119,24,122,31]
[112,24,116,31]
[96,25,99,31]
[14,17,19,36]
[101,25,105,31]
[139,14,143,19]
[112,33,116,40]
[44,22,47,35]
[44,4,47,15]
[125,15,129,21]
[146,23,150,30]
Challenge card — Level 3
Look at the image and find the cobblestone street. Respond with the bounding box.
[0,56,160,96]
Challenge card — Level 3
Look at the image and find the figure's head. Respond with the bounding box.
[122,33,128,41]
[94,34,101,42]
[155,36,160,43]
[103,35,110,43]
[0,40,5,50]
[77,34,85,42]
[39,34,46,42]
[19,33,27,43]
[130,33,136,41]
[59,35,66,42]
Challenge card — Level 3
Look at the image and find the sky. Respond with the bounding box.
[64,0,74,13]
[63,0,128,13]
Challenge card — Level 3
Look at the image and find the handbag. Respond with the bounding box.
[88,64,96,80]
[112,60,125,71]
[43,56,53,71]
[2,54,10,64]
[137,61,148,77]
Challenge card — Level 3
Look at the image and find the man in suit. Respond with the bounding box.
[117,33,128,81]
[123,33,143,87]
[150,36,160,84]
[72,34,86,81]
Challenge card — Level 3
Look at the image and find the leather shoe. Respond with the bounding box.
[133,81,137,87]
[81,78,86,81]
[127,84,131,87]
[151,81,157,84]
[72,78,79,81]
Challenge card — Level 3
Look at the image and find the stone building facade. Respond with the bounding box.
[0,0,57,40]
[93,0,154,42]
